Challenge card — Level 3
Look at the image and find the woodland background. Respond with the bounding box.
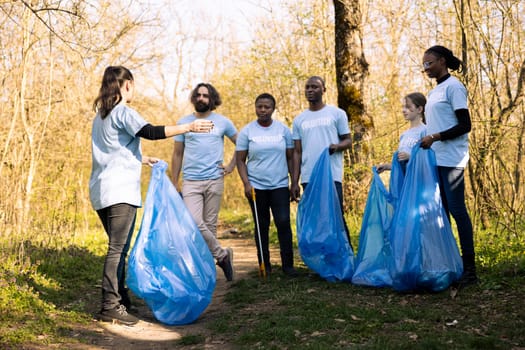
[1,0,524,259]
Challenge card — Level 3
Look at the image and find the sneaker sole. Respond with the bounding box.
[97,314,139,326]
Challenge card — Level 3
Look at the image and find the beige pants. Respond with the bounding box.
[182,177,227,261]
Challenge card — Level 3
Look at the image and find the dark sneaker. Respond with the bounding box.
[120,293,138,312]
[283,267,299,278]
[98,305,139,326]
[453,271,479,289]
[218,248,234,281]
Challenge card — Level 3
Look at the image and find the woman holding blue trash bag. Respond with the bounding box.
[236,93,298,277]
[89,66,213,325]
[377,92,427,175]
[355,88,464,291]
[419,45,478,289]
[352,92,426,288]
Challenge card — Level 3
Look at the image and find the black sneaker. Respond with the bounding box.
[98,305,139,326]
[453,271,479,289]
[218,248,234,281]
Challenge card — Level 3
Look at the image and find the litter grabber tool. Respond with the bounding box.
[251,188,267,279]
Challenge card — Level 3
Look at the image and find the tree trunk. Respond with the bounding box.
[333,0,371,164]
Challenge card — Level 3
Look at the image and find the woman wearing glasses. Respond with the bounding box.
[419,45,478,289]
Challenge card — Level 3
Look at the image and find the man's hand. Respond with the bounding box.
[376,163,391,173]
[219,163,235,176]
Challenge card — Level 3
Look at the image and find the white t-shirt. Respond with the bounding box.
[236,120,293,190]
[426,76,469,167]
[292,105,350,183]
[174,112,237,180]
[398,124,426,154]
[89,103,147,210]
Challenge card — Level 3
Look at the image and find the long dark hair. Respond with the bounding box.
[425,45,464,72]
[93,66,134,119]
[190,83,222,111]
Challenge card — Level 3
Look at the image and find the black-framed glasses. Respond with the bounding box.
[422,61,434,69]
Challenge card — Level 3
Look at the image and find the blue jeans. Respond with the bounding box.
[96,203,136,311]
[437,167,474,257]
[302,181,352,249]
[249,187,294,271]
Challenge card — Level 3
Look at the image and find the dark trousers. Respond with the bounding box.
[302,181,352,249]
[96,203,136,311]
[437,166,475,260]
[249,187,294,271]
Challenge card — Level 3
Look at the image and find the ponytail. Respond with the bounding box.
[425,45,463,72]
[93,66,134,119]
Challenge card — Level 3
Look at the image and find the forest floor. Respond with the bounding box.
[59,234,261,350]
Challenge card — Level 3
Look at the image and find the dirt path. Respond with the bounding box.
[76,235,262,350]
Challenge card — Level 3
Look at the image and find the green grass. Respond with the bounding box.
[175,334,206,346]
[212,267,523,349]
[210,214,524,349]
[0,211,523,349]
[0,232,106,347]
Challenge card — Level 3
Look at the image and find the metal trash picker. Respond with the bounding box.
[251,188,267,279]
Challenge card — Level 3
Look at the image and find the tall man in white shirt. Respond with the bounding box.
[291,76,353,247]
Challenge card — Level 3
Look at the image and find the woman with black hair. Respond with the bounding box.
[420,45,478,288]
[236,93,297,277]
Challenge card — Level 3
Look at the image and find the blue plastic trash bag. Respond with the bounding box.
[297,148,355,282]
[127,160,216,325]
[352,167,394,287]
[388,145,463,292]
[389,151,405,208]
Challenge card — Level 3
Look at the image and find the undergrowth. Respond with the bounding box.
[0,211,523,348]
